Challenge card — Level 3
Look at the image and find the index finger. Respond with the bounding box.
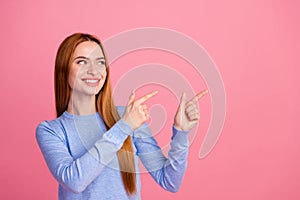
[135,91,158,105]
[192,89,209,102]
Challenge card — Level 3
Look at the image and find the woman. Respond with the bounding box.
[36,33,208,200]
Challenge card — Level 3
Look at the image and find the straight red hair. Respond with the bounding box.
[54,33,136,195]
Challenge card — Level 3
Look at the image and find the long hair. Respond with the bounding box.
[54,33,136,195]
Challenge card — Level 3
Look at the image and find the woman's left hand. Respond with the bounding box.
[174,89,209,131]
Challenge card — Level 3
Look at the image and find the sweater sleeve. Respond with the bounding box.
[133,124,189,193]
[35,119,133,194]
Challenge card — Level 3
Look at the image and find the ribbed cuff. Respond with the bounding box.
[117,119,134,135]
[171,126,189,148]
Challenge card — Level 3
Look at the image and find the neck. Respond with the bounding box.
[67,92,96,116]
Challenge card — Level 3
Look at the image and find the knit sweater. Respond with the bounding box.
[36,106,189,200]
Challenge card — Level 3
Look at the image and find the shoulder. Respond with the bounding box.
[35,116,66,143]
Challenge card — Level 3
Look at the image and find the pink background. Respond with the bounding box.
[0,0,299,199]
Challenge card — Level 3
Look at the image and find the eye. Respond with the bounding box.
[97,60,106,65]
[77,60,87,65]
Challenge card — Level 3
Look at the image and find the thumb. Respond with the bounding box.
[127,91,135,106]
[180,92,187,108]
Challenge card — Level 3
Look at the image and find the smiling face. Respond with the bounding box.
[68,41,107,97]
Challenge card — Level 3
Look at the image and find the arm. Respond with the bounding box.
[134,124,189,193]
[133,89,209,192]
[35,119,133,193]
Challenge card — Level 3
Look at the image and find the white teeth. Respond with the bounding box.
[85,79,99,83]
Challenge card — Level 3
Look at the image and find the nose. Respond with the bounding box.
[87,63,99,76]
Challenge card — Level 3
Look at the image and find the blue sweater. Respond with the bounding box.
[36,107,189,200]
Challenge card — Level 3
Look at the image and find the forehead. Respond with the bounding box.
[73,41,104,58]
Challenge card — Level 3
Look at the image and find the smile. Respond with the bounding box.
[82,78,100,86]
[84,79,99,83]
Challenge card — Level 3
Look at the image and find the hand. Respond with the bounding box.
[122,90,158,130]
[174,89,208,131]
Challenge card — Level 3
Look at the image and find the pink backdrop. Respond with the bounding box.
[0,0,299,199]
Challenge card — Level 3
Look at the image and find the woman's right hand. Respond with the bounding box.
[122,91,158,130]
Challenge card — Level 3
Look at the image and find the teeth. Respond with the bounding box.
[85,79,99,83]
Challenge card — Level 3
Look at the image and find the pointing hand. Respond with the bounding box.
[174,90,208,131]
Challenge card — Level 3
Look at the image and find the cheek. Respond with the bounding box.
[99,71,107,88]
[100,70,107,81]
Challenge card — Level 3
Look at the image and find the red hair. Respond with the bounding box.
[54,33,136,195]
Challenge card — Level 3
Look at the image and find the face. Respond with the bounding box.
[69,41,107,97]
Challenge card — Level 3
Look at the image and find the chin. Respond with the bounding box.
[84,88,101,96]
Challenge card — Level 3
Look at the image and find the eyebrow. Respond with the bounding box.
[73,56,105,60]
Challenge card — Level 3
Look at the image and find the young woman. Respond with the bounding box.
[36,33,208,200]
